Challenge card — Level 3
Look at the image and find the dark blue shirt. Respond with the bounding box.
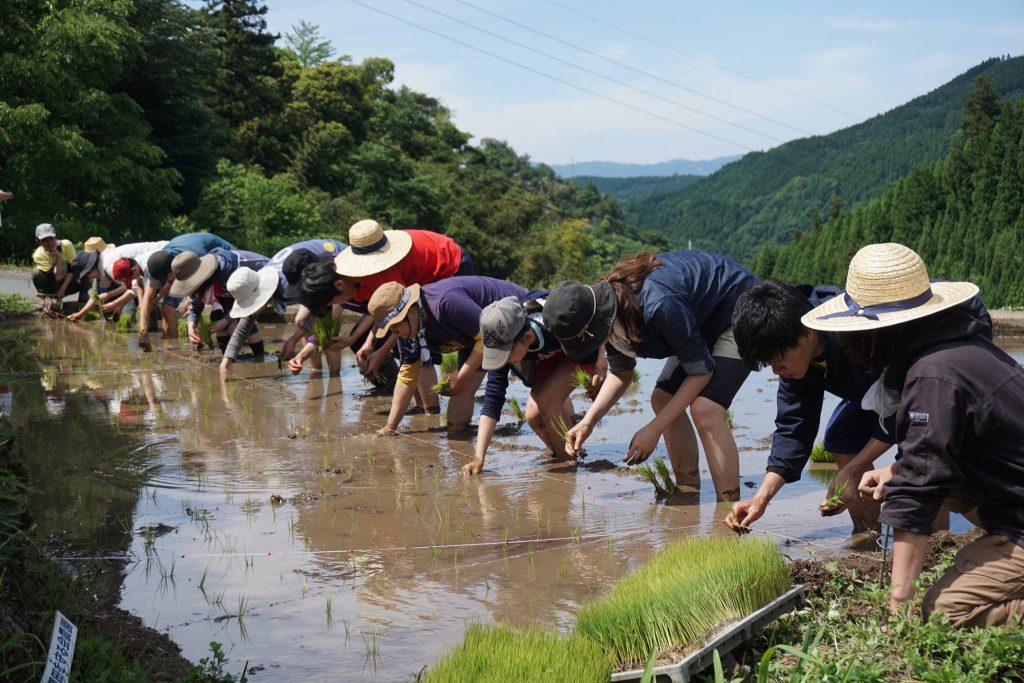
[606,250,758,375]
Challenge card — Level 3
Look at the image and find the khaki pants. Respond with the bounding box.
[922,534,1024,628]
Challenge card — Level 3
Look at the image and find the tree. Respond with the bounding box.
[284,20,335,68]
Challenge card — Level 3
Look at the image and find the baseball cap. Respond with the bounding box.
[479,296,528,370]
[542,280,616,361]
[35,223,57,240]
[147,250,173,288]
[280,248,316,302]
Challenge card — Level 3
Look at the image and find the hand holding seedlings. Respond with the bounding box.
[819,479,851,515]
[550,415,581,458]
[564,419,592,457]
[725,497,764,533]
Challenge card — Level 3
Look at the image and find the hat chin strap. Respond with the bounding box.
[555,285,599,342]
[817,289,933,321]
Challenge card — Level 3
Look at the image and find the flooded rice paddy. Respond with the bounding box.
[4,320,1012,681]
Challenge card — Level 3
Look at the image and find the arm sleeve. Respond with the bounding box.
[187,293,202,324]
[479,369,510,420]
[606,346,637,374]
[436,291,483,347]
[224,316,256,361]
[766,378,824,483]
[649,300,715,375]
[879,377,966,535]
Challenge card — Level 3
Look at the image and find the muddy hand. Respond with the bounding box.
[565,420,591,458]
[724,498,762,534]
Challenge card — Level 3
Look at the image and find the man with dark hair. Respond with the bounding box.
[727,280,896,533]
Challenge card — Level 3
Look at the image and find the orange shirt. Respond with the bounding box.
[354,230,463,303]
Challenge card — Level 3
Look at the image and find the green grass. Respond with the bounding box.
[810,442,834,464]
[0,293,34,313]
[574,536,789,667]
[421,622,614,683]
[311,315,342,349]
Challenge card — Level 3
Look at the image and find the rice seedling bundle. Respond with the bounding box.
[311,315,342,350]
[421,622,613,683]
[431,351,460,393]
[178,319,189,339]
[196,315,214,348]
[822,480,849,509]
[508,396,525,422]
[636,463,669,497]
[549,414,576,453]
[809,442,834,464]
[571,366,592,392]
[574,536,789,667]
[652,458,679,495]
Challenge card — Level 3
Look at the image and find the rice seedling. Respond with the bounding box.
[810,442,834,464]
[549,414,576,454]
[196,315,214,350]
[571,366,592,392]
[636,463,669,497]
[116,314,134,332]
[726,409,736,430]
[574,536,789,667]
[431,351,460,392]
[325,595,334,627]
[312,314,342,350]
[362,627,382,663]
[421,622,614,683]
[653,458,679,496]
[508,396,525,422]
[822,480,850,509]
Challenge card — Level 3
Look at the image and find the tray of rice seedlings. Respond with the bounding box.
[421,622,614,683]
[809,441,834,465]
[430,351,459,393]
[311,314,342,350]
[573,536,801,681]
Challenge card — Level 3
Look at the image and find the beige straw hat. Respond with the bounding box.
[369,282,421,338]
[333,220,413,278]
[84,236,115,253]
[802,243,979,332]
[169,251,219,297]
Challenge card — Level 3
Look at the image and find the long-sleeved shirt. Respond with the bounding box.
[879,308,1024,548]
[395,277,526,388]
[163,232,234,257]
[606,250,758,375]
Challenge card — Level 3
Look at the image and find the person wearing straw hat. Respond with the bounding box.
[464,294,605,476]
[137,232,234,348]
[219,239,370,383]
[31,223,88,313]
[803,243,1024,627]
[369,276,525,436]
[544,251,757,501]
[67,241,169,323]
[300,219,473,403]
[170,247,269,355]
[726,280,990,536]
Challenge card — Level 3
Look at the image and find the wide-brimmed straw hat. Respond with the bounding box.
[369,282,421,338]
[169,251,218,297]
[84,236,115,253]
[227,266,280,318]
[543,280,616,360]
[334,220,413,278]
[802,243,979,332]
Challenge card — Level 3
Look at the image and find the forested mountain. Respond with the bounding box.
[0,0,671,287]
[549,155,741,178]
[571,175,702,202]
[755,77,1024,308]
[620,56,1024,261]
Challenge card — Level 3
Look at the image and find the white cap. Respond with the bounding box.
[35,223,57,239]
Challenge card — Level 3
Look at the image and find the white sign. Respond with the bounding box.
[40,611,77,683]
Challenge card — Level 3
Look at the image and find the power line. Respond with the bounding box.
[542,0,866,121]
[398,0,791,146]
[346,0,767,156]
[454,0,816,138]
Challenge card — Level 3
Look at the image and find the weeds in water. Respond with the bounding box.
[198,566,209,596]
[810,442,834,464]
[326,595,334,626]
[574,536,788,666]
[421,623,613,683]
[362,627,382,663]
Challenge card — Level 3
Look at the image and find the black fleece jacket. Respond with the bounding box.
[879,309,1024,547]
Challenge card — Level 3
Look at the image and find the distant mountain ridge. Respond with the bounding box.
[615,55,1024,262]
[546,155,742,178]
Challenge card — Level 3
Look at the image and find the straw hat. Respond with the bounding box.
[169,251,218,297]
[333,220,413,278]
[84,236,115,253]
[802,243,979,332]
[369,282,421,338]
[227,266,280,318]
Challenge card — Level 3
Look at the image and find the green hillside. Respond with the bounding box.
[623,56,1024,261]
[756,76,1024,308]
[571,174,702,202]
[0,0,669,287]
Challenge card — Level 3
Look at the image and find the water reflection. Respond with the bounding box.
[3,320,1020,681]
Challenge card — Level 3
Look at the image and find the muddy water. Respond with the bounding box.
[5,321,1017,681]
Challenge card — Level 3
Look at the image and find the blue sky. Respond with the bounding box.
[261,1,1023,165]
